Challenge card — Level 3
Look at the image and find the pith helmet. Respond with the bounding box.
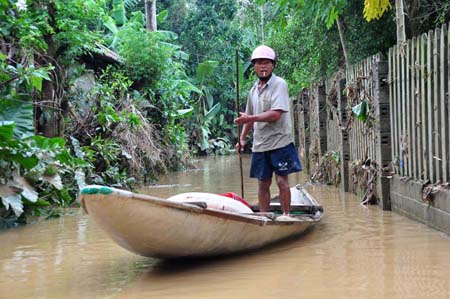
[251,45,276,62]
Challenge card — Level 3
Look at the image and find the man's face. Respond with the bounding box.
[253,59,274,80]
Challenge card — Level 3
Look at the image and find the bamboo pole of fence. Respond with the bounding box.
[441,24,450,182]
[421,33,428,181]
[394,47,399,172]
[405,40,413,177]
[356,65,360,161]
[401,41,407,176]
[427,30,434,182]
[370,57,374,160]
[389,48,394,169]
[434,28,441,182]
[369,57,371,161]
[411,37,417,180]
[358,63,362,161]
[368,58,374,160]
[369,57,372,160]
[362,60,366,160]
[364,57,370,160]
[346,68,352,166]
[446,24,450,183]
[416,36,423,179]
[395,45,401,174]
[359,62,362,161]
[441,24,449,182]
[393,46,399,173]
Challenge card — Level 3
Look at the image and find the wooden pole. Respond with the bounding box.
[235,48,245,199]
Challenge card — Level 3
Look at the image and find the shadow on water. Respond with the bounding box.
[146,225,323,276]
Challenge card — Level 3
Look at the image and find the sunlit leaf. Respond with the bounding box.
[112,1,127,26]
[205,103,221,121]
[363,0,391,21]
[177,80,202,94]
[13,176,38,203]
[205,88,214,110]
[70,137,83,159]
[0,184,15,198]
[103,16,118,35]
[42,174,63,190]
[157,10,169,24]
[30,75,43,91]
[1,194,23,216]
[75,169,86,189]
[196,60,219,83]
[176,108,194,117]
[0,121,15,141]
[0,101,34,139]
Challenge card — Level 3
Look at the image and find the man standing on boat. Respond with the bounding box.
[234,45,302,217]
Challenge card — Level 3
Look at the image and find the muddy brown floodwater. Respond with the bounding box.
[1,155,450,299]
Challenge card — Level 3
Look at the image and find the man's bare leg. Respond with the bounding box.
[258,178,272,212]
[275,174,290,215]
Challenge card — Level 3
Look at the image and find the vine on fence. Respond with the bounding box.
[311,151,341,187]
[350,158,378,205]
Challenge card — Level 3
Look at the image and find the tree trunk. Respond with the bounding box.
[39,2,61,137]
[336,17,349,69]
[260,4,264,44]
[145,0,157,31]
[395,0,406,55]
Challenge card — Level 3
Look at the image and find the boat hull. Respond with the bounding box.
[81,186,322,258]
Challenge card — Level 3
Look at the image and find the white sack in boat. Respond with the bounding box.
[167,192,253,214]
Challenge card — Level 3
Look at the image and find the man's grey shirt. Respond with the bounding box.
[245,74,294,152]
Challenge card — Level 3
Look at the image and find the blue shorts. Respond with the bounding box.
[250,143,302,179]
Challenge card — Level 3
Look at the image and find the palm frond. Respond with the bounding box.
[124,0,142,9]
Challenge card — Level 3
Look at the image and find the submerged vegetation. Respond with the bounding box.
[1,0,449,227]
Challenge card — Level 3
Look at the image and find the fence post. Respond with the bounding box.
[338,78,350,192]
[291,95,300,147]
[318,84,328,155]
[308,82,327,174]
[374,55,392,210]
[299,89,310,174]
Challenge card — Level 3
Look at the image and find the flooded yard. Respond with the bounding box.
[1,155,450,298]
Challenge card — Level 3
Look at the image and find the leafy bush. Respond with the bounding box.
[0,121,89,228]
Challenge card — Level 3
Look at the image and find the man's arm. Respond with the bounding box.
[234,110,282,125]
[234,110,282,152]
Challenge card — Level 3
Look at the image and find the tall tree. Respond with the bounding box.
[395,0,406,53]
[363,0,405,50]
[145,0,157,31]
[266,0,396,90]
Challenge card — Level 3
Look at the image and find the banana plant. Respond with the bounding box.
[189,60,222,152]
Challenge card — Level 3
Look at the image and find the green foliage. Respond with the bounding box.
[269,12,341,92]
[159,0,245,155]
[116,25,174,87]
[112,0,127,25]
[0,100,34,138]
[0,121,89,226]
[52,0,107,59]
[267,0,395,91]
[183,60,225,154]
[0,0,106,58]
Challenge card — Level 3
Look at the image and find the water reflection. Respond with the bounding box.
[0,155,450,298]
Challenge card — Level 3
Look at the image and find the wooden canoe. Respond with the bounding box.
[80,185,323,259]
